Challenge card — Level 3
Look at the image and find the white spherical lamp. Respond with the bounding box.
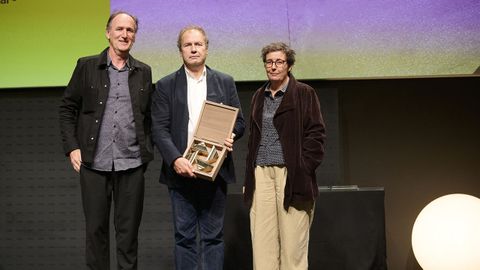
[412,193,480,270]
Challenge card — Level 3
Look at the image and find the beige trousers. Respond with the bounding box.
[250,166,314,270]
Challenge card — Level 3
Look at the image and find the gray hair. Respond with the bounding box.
[106,11,139,33]
[177,25,209,51]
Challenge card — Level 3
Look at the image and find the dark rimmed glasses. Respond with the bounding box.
[264,59,287,68]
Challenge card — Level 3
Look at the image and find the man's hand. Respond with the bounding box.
[173,157,196,178]
[224,133,236,152]
[69,149,82,173]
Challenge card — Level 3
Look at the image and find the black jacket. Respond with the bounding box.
[152,66,245,187]
[59,48,154,165]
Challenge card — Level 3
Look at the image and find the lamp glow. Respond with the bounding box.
[411,193,480,270]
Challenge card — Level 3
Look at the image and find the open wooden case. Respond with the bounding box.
[183,100,239,181]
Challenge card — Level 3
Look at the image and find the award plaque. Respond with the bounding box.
[183,100,239,181]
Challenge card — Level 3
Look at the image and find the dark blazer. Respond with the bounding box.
[59,48,154,165]
[244,75,326,210]
[152,66,245,187]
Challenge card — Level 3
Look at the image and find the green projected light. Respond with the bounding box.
[0,0,109,88]
[1,0,479,88]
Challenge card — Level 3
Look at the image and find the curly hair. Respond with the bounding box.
[261,42,296,67]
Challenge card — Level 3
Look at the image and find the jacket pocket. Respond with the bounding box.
[138,85,151,113]
[82,85,98,113]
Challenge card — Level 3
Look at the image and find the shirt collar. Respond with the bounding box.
[185,66,207,82]
[264,79,289,98]
[107,53,130,71]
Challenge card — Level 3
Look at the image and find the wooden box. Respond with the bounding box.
[183,100,239,181]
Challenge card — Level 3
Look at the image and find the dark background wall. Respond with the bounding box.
[335,76,480,269]
[0,75,479,269]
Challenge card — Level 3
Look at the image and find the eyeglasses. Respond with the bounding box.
[264,59,287,68]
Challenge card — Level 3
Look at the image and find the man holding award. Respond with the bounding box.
[151,25,245,270]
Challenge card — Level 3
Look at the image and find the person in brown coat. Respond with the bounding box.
[244,42,326,270]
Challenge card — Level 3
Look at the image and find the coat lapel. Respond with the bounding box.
[251,83,267,132]
[175,67,189,122]
[274,75,296,116]
[175,67,188,104]
[173,67,190,150]
[206,66,221,103]
[96,49,110,106]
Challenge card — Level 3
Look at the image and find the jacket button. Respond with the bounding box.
[104,85,107,88]
[90,137,94,140]
[95,119,99,123]
[99,101,103,105]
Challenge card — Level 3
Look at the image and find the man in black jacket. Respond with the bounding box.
[151,26,244,270]
[59,11,153,270]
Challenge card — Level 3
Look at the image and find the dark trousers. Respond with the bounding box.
[168,179,227,270]
[79,165,145,270]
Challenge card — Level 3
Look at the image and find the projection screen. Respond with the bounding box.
[1,0,479,88]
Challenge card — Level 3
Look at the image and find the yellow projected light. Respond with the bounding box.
[0,0,109,88]
[411,193,480,270]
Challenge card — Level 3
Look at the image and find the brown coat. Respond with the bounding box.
[244,75,326,210]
